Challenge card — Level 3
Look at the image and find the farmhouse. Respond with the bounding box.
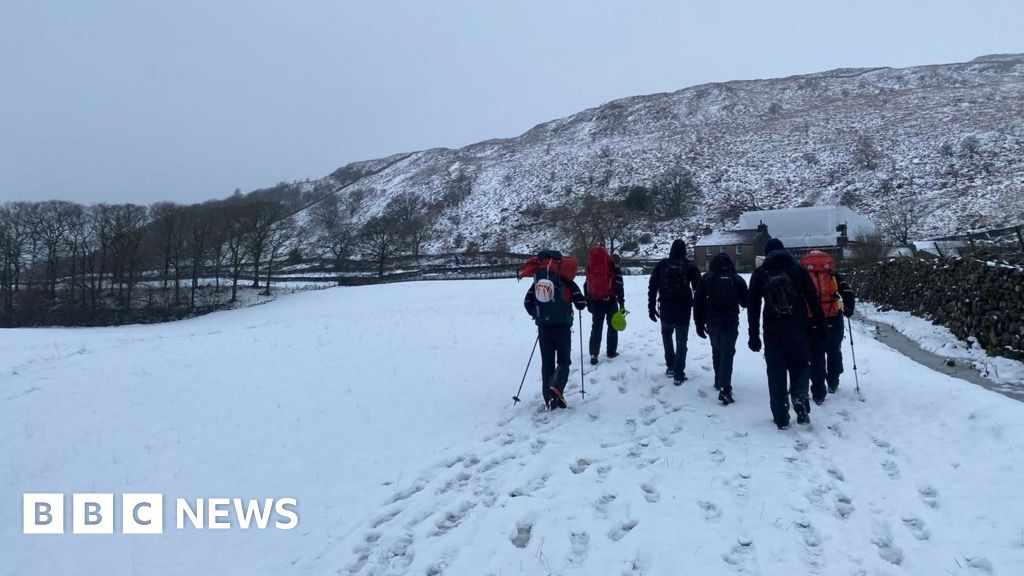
[695,206,875,271]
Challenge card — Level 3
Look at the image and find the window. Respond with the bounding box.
[736,245,743,256]
[706,247,713,257]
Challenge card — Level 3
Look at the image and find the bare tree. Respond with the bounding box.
[849,231,888,264]
[358,214,404,278]
[222,202,252,302]
[309,194,353,278]
[853,135,881,170]
[654,165,701,219]
[386,192,432,256]
[878,199,921,245]
[261,216,296,295]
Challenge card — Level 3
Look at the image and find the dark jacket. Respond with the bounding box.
[584,267,625,308]
[694,252,749,329]
[648,240,701,324]
[524,277,587,325]
[747,248,827,341]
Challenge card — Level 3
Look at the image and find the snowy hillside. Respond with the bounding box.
[297,53,1024,255]
[2,278,1023,575]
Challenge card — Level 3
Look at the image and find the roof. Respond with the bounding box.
[695,229,760,247]
[773,234,844,248]
[738,205,875,240]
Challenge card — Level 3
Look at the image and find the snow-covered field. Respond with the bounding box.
[2,277,1023,575]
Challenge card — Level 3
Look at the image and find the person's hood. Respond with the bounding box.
[669,239,687,260]
[709,252,736,274]
[764,238,784,255]
[763,248,795,269]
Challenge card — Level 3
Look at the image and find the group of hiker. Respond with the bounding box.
[520,237,856,430]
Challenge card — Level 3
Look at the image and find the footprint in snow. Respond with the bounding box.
[709,448,726,465]
[640,483,660,503]
[872,437,896,454]
[722,538,756,571]
[880,459,901,479]
[529,438,546,455]
[834,493,855,519]
[917,484,940,509]
[608,520,638,542]
[570,458,590,474]
[871,523,904,566]
[568,531,590,565]
[592,493,617,518]
[430,501,476,536]
[698,500,722,522]
[826,467,845,482]
[901,516,930,540]
[509,521,532,549]
[596,464,612,481]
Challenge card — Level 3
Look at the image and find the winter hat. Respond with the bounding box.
[764,238,785,255]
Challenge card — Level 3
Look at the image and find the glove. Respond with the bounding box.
[586,299,594,313]
[843,305,854,318]
[696,325,707,339]
[649,309,659,323]
[574,301,587,311]
[748,336,762,352]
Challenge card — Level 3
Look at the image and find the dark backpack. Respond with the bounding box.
[659,259,691,302]
[709,274,739,312]
[763,268,799,320]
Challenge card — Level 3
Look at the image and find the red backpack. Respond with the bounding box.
[517,250,578,282]
[800,251,842,318]
[586,246,615,301]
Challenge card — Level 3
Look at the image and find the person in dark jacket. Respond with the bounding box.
[810,269,856,403]
[694,252,749,405]
[648,239,702,385]
[583,253,625,364]
[747,238,827,429]
[524,268,588,410]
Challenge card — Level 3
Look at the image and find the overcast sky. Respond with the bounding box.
[1,0,1021,205]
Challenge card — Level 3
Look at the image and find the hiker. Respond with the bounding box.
[522,250,587,410]
[747,238,827,429]
[648,239,702,385]
[693,252,749,406]
[800,250,856,403]
[584,246,625,365]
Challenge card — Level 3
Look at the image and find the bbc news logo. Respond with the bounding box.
[23,493,298,534]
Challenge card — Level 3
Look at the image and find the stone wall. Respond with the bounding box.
[845,257,1024,360]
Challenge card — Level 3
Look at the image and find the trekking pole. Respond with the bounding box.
[846,316,861,394]
[512,335,539,405]
[579,311,586,399]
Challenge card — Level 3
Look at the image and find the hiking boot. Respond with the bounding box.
[673,379,684,386]
[795,399,810,425]
[718,391,734,405]
[590,355,599,366]
[827,381,839,394]
[777,421,791,431]
[607,351,619,359]
[813,397,826,406]
[549,386,568,409]
[714,383,722,391]
[665,367,674,377]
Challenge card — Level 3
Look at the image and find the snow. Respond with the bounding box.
[2,278,1023,575]
[858,301,1024,389]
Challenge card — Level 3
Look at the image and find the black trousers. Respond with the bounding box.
[660,316,689,376]
[588,300,619,356]
[811,317,846,400]
[708,322,739,393]
[763,330,811,426]
[539,324,572,403]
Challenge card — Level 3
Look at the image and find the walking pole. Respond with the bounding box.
[512,335,539,405]
[579,310,586,399]
[846,316,863,400]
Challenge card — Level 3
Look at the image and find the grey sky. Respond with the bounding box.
[1,0,1021,205]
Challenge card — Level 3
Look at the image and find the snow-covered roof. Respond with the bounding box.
[739,206,875,243]
[695,229,759,247]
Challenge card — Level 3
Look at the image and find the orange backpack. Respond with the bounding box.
[800,251,841,318]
